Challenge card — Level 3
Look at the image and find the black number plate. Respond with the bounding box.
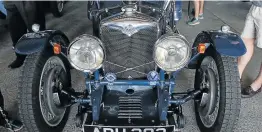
[84,125,176,132]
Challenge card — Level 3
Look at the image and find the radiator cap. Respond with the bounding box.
[32,24,40,32]
[221,25,230,33]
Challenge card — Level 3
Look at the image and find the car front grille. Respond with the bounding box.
[100,16,159,79]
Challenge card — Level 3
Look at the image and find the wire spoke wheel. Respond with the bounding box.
[194,52,241,132]
[197,57,219,127]
[39,56,67,127]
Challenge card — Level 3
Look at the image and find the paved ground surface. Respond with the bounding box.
[0,1,261,132]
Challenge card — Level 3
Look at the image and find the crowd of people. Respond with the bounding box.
[0,0,261,131]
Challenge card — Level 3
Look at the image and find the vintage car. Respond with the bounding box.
[15,1,245,132]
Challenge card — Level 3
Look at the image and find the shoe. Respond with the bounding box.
[187,17,200,26]
[241,86,261,98]
[9,120,24,131]
[8,54,26,69]
[199,14,204,19]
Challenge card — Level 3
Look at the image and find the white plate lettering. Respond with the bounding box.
[104,128,114,132]
[131,128,142,132]
[156,128,166,132]
[92,127,167,132]
[144,128,154,132]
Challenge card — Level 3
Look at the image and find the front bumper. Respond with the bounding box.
[84,125,178,132]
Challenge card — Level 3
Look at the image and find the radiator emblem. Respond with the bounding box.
[128,75,133,79]
[107,24,140,37]
[122,24,138,37]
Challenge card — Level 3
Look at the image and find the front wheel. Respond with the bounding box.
[194,51,241,132]
[18,51,70,132]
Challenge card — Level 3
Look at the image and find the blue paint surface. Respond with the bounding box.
[210,32,247,56]
[214,35,246,56]
[0,1,6,17]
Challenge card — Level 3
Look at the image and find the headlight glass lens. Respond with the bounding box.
[68,34,105,72]
[154,34,191,72]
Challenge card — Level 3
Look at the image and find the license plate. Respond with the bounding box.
[84,125,176,132]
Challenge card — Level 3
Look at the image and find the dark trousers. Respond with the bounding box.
[0,90,6,126]
[5,1,46,47]
[0,90,4,110]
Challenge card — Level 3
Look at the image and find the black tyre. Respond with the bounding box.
[18,51,70,132]
[194,50,241,132]
[50,0,64,17]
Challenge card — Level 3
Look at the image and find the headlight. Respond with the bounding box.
[153,34,191,72]
[68,34,105,72]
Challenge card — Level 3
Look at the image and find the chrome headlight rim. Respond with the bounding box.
[67,34,105,72]
[153,34,191,72]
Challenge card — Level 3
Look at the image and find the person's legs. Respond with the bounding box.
[23,1,45,31]
[194,0,200,19]
[241,6,262,97]
[238,38,255,78]
[0,90,4,109]
[6,6,27,47]
[238,6,256,78]
[199,0,204,14]
[5,5,27,69]
[199,0,204,19]
[0,90,8,128]
[0,90,23,131]
[188,0,200,25]
[247,7,262,90]
[35,1,46,30]
[5,1,45,69]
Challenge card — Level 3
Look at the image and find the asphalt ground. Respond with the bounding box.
[0,1,261,132]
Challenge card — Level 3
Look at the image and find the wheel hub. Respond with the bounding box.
[199,93,209,107]
[195,56,220,128]
[199,68,218,117]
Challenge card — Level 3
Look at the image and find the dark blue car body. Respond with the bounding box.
[0,0,7,19]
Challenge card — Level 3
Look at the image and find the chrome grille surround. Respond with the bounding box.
[100,11,160,79]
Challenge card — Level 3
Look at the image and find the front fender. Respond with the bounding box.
[188,30,246,68]
[207,31,246,56]
[15,30,72,87]
[14,30,69,55]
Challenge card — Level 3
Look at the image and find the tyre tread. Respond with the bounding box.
[18,53,41,132]
[217,55,241,132]
[195,52,241,132]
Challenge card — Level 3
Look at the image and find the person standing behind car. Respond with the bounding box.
[3,1,46,69]
[0,89,23,131]
[187,0,204,26]
[238,1,262,98]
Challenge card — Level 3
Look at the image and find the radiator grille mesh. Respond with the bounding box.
[100,19,159,79]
